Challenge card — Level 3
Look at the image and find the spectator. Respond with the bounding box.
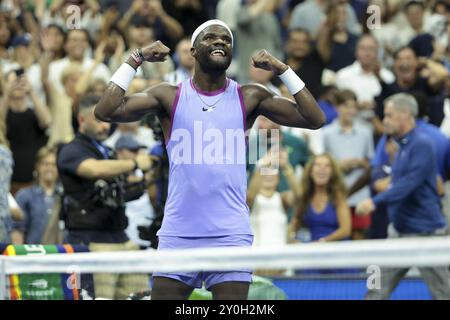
[57,95,153,299]
[27,24,66,104]
[247,149,299,247]
[164,37,195,85]
[0,17,11,62]
[235,0,283,83]
[316,1,359,72]
[11,147,59,244]
[290,153,351,242]
[118,0,183,50]
[284,28,325,98]
[42,0,102,39]
[162,0,209,37]
[336,34,395,115]
[323,90,374,239]
[0,120,14,243]
[375,46,449,128]
[48,29,111,94]
[111,18,174,80]
[357,93,450,300]
[289,0,361,40]
[2,71,51,195]
[115,134,155,248]
[248,116,310,196]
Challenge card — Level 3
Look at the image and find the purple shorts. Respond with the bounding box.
[152,234,253,290]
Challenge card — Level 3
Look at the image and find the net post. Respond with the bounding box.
[0,257,6,300]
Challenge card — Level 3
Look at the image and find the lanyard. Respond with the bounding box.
[91,139,109,159]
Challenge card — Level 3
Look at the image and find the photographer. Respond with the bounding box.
[57,94,152,299]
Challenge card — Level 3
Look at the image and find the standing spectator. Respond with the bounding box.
[164,38,195,85]
[317,1,359,72]
[247,150,299,247]
[375,46,449,128]
[290,153,351,242]
[118,0,183,50]
[357,93,450,300]
[0,119,14,243]
[323,90,374,239]
[111,18,174,80]
[11,147,59,244]
[336,34,395,113]
[284,28,325,98]
[289,0,361,40]
[235,0,283,83]
[48,29,111,94]
[2,71,51,195]
[27,24,66,105]
[0,17,11,63]
[162,0,209,37]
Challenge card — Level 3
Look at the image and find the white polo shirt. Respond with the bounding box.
[335,61,394,102]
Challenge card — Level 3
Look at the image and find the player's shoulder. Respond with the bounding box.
[240,82,274,99]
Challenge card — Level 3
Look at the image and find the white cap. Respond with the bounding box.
[191,19,234,47]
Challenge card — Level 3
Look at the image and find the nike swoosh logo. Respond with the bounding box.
[202,106,214,112]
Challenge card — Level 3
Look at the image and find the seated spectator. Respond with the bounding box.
[11,147,59,244]
[290,153,351,243]
[323,90,374,240]
[115,135,155,248]
[375,46,448,128]
[289,0,361,40]
[164,37,195,85]
[2,70,51,195]
[317,1,359,72]
[283,28,325,98]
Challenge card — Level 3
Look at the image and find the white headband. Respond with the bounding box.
[191,19,234,47]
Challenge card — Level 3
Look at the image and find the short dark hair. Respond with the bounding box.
[78,94,101,113]
[46,23,66,42]
[66,28,90,43]
[404,0,425,11]
[393,46,416,60]
[287,28,311,40]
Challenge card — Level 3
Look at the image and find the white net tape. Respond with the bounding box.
[1,237,450,275]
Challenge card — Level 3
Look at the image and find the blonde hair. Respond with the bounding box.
[0,119,9,148]
[297,154,347,219]
[61,63,82,85]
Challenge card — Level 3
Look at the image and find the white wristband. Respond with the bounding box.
[110,63,136,92]
[278,67,305,95]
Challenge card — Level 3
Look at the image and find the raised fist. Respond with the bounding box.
[251,49,287,75]
[141,41,171,62]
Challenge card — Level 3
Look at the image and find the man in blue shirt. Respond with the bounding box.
[357,93,450,300]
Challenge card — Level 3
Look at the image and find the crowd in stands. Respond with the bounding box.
[1,0,450,296]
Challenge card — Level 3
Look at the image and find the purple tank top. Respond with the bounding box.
[158,78,252,237]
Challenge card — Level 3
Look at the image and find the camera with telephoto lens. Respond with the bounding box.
[92,175,146,209]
